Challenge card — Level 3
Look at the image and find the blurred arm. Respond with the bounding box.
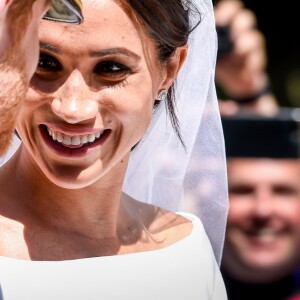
[214,0,278,116]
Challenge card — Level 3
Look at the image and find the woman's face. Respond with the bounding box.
[16,0,170,188]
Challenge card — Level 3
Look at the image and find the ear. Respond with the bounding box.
[160,44,188,90]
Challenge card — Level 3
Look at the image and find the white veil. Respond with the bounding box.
[123,0,229,265]
[0,134,21,167]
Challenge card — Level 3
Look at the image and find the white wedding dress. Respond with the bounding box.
[0,213,227,300]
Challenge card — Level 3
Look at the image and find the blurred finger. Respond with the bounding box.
[0,0,11,13]
[231,9,257,37]
[234,30,266,57]
[214,0,244,26]
[218,100,239,116]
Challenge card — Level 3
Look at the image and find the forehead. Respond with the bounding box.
[227,159,300,183]
[38,0,150,56]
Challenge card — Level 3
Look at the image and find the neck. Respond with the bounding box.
[0,147,130,239]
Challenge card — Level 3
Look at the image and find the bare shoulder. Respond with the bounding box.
[122,193,193,247]
[150,207,194,246]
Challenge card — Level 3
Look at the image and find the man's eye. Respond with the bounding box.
[37,53,61,71]
[229,185,254,195]
[274,186,298,197]
[94,61,130,75]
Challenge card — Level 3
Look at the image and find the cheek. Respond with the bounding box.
[278,201,300,229]
[22,23,39,79]
[22,1,49,79]
[227,198,253,226]
[25,85,48,106]
[16,89,43,130]
[120,100,153,126]
[0,0,7,12]
[0,0,12,13]
[16,103,33,129]
[116,101,153,143]
[103,84,155,127]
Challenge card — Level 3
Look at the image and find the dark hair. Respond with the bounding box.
[116,0,201,144]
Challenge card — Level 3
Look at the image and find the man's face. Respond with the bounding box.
[1,0,83,80]
[0,0,82,155]
[0,0,8,12]
[0,0,52,79]
[223,158,300,283]
[0,0,51,154]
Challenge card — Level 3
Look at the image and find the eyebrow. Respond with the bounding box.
[90,48,141,61]
[39,42,141,61]
[40,41,61,54]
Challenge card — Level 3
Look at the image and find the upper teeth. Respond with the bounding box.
[256,228,276,237]
[47,127,102,146]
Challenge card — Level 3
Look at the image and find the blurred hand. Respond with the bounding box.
[215,0,268,98]
[214,0,278,116]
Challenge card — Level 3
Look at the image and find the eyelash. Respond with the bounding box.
[106,80,129,91]
[93,60,131,88]
[94,61,130,75]
[36,53,131,88]
[94,61,131,89]
[37,53,62,72]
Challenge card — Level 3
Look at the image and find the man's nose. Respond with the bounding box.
[51,70,98,124]
[252,188,275,218]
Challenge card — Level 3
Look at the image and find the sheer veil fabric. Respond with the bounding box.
[123,0,229,264]
[0,134,21,167]
[0,0,228,265]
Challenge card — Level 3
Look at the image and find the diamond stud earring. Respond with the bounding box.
[156,89,168,101]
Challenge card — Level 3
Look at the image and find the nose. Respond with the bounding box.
[252,188,275,219]
[51,71,98,124]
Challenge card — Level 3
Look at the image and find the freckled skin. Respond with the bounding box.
[0,0,50,155]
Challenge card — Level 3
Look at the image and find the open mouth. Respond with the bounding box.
[40,125,111,157]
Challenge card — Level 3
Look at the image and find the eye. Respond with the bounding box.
[274,185,299,197]
[229,185,254,195]
[37,53,62,72]
[94,61,130,77]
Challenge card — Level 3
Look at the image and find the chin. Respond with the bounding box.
[36,161,101,189]
[46,173,99,190]
[240,252,296,279]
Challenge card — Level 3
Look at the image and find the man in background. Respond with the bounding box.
[221,110,300,300]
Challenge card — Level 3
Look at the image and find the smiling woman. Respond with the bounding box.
[0,0,228,299]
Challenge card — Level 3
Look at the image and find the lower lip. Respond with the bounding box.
[40,125,111,157]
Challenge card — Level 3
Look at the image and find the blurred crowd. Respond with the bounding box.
[214,0,300,299]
